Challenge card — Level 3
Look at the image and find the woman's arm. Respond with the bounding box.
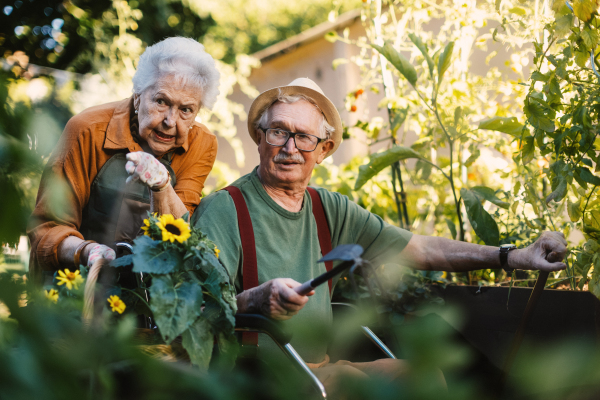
[150,185,188,219]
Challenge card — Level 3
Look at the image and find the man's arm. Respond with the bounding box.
[400,231,568,272]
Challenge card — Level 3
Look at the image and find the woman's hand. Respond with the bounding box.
[86,244,116,267]
[125,151,169,190]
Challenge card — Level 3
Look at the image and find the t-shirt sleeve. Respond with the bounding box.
[192,190,242,287]
[320,189,412,266]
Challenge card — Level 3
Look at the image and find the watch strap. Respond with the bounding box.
[500,245,516,272]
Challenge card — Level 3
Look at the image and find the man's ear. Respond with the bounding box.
[256,129,262,145]
[133,93,140,111]
[316,139,335,164]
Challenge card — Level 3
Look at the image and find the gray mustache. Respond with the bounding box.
[273,153,305,164]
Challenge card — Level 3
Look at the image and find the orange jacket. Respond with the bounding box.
[27,97,218,275]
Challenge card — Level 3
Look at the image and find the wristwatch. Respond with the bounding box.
[499,244,517,273]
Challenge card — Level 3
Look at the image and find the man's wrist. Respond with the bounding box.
[500,244,517,272]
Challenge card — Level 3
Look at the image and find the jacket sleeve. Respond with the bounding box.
[172,125,218,215]
[27,117,99,278]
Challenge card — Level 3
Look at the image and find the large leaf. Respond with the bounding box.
[478,117,524,137]
[149,276,204,343]
[471,186,510,209]
[131,235,182,274]
[391,107,409,136]
[578,167,600,186]
[521,135,535,164]
[408,33,434,78]
[461,188,500,246]
[524,102,555,133]
[354,146,424,190]
[584,210,600,239]
[372,42,417,86]
[181,317,213,370]
[568,198,582,222]
[437,41,455,85]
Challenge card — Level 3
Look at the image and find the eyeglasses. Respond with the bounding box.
[259,127,325,152]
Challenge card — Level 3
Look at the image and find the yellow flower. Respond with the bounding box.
[141,218,151,236]
[107,295,126,314]
[45,289,59,303]
[156,214,191,243]
[56,269,84,290]
[214,246,220,258]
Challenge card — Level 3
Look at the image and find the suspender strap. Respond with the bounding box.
[307,187,333,293]
[223,185,334,345]
[223,186,259,346]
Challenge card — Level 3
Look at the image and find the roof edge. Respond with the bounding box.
[251,8,362,62]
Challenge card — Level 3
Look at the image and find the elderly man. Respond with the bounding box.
[192,78,567,393]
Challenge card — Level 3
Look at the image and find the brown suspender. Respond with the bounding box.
[306,187,334,293]
[223,186,333,346]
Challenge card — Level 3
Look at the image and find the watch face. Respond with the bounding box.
[500,244,517,249]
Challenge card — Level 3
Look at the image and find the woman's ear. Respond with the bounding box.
[133,93,140,111]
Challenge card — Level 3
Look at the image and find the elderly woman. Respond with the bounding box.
[28,37,220,281]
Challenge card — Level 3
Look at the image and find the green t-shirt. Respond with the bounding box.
[192,168,412,363]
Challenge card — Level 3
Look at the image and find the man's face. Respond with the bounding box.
[257,100,334,187]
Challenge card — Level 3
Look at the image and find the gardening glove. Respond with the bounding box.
[509,231,568,272]
[125,151,170,191]
[87,244,116,267]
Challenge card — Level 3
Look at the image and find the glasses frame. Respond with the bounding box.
[259,127,326,152]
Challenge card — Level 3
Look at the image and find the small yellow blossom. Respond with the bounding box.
[56,269,84,290]
[157,214,191,243]
[107,295,126,314]
[141,218,151,236]
[214,246,220,258]
[45,289,59,303]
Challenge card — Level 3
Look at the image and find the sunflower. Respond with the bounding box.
[214,246,220,258]
[107,295,126,314]
[45,289,59,303]
[157,214,191,243]
[56,269,85,290]
[141,218,151,236]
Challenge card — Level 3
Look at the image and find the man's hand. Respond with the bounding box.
[237,278,314,321]
[508,231,568,272]
[125,152,170,190]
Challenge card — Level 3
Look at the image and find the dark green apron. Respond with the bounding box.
[79,152,176,251]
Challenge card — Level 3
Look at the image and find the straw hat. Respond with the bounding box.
[247,78,343,157]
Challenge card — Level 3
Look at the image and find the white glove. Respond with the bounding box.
[125,152,170,190]
[87,244,116,267]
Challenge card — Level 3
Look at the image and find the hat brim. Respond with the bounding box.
[247,85,342,158]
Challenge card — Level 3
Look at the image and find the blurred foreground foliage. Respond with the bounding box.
[2,269,600,399]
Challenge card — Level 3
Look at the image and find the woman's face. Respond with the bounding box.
[134,74,203,156]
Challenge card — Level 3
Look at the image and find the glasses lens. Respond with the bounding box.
[266,129,289,146]
[294,134,318,151]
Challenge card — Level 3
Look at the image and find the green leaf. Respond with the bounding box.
[464,149,480,167]
[149,276,204,343]
[568,198,582,222]
[445,218,457,240]
[391,107,409,136]
[181,317,213,370]
[461,188,500,246]
[581,27,598,49]
[408,33,434,78]
[181,212,190,223]
[524,102,555,133]
[545,178,568,204]
[131,235,182,274]
[354,146,424,190]
[575,50,589,68]
[471,186,510,209]
[109,255,134,268]
[584,210,600,239]
[530,71,549,82]
[437,41,454,85]
[372,42,418,86]
[215,332,240,370]
[508,6,527,15]
[415,159,433,180]
[578,167,600,186]
[521,136,535,164]
[478,116,524,137]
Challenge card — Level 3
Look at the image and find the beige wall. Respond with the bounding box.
[216,17,520,177]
